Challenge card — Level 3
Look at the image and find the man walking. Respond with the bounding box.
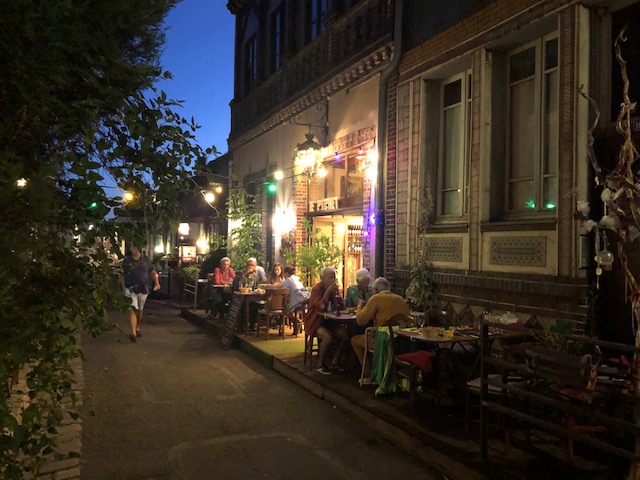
[119,243,160,343]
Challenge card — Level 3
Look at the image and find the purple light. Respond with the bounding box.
[369,213,376,225]
[362,230,369,237]
[334,152,341,162]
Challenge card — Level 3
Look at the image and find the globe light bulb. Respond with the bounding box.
[597,250,614,266]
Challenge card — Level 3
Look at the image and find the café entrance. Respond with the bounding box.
[311,213,364,296]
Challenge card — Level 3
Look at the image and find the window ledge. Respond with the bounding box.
[425,222,469,234]
[481,218,557,232]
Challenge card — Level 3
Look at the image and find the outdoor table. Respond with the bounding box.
[320,312,358,335]
[235,290,266,334]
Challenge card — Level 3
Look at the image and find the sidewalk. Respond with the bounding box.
[181,306,620,480]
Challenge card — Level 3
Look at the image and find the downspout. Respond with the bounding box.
[375,0,403,278]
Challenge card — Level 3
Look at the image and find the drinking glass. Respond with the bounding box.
[416,315,426,328]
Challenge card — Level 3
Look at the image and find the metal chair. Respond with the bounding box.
[359,313,415,391]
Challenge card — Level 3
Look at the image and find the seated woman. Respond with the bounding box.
[272,265,309,336]
[207,257,235,318]
[345,268,373,308]
[345,268,373,334]
[267,262,284,284]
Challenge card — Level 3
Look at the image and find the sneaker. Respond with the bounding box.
[316,364,333,375]
[331,364,347,372]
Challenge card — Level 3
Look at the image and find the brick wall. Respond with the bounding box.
[388,0,592,325]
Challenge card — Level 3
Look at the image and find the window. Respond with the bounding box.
[271,6,285,73]
[307,0,328,42]
[506,35,558,213]
[244,35,258,93]
[438,71,472,217]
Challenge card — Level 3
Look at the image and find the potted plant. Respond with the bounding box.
[404,250,437,312]
[291,220,343,286]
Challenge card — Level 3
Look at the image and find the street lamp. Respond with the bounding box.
[296,132,328,213]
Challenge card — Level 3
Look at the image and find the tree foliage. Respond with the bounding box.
[0,1,213,476]
[227,188,264,271]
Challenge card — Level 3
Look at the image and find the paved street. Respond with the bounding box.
[80,302,439,479]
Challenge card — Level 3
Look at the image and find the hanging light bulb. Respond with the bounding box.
[597,250,614,266]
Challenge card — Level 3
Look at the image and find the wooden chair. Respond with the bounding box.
[525,345,631,462]
[304,332,320,370]
[386,314,421,409]
[256,287,288,339]
[465,341,535,453]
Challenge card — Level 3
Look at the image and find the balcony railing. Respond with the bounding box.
[230,0,393,142]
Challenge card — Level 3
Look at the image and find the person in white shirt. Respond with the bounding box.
[273,265,310,336]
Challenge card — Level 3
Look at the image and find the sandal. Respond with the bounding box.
[136,330,142,337]
[128,334,137,343]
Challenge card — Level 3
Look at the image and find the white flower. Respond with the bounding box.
[584,220,598,232]
[599,215,617,229]
[601,188,613,202]
[576,200,590,215]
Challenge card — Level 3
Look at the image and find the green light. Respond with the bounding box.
[526,200,535,209]
[89,201,98,209]
[545,202,556,209]
[267,182,277,194]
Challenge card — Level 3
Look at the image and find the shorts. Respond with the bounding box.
[125,289,149,311]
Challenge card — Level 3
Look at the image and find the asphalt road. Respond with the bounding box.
[80,302,439,480]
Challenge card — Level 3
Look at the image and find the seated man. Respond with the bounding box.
[351,277,412,383]
[232,257,261,291]
[305,267,349,375]
[232,257,266,331]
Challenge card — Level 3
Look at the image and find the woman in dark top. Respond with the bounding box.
[267,262,284,284]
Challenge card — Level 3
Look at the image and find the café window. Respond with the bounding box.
[437,71,472,218]
[314,151,364,208]
[505,35,558,214]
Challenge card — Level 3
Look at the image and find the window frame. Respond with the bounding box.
[270,5,285,73]
[436,70,472,219]
[307,0,328,43]
[504,32,559,216]
[244,35,258,93]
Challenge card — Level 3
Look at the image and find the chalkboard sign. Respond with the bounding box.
[221,293,243,350]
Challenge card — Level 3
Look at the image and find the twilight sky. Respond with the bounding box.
[160,0,235,156]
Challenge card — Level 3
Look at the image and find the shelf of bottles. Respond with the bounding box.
[346,224,363,254]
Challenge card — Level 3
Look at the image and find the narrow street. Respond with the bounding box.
[80,302,439,479]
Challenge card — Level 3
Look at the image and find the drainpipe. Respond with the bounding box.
[375,0,403,278]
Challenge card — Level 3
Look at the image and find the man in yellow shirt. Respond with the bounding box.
[351,277,412,374]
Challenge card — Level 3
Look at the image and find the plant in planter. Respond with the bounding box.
[292,220,343,286]
[404,250,437,312]
[400,185,437,311]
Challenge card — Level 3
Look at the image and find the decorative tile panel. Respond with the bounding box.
[489,236,547,267]
[424,237,463,263]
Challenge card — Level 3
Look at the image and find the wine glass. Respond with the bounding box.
[416,314,426,329]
